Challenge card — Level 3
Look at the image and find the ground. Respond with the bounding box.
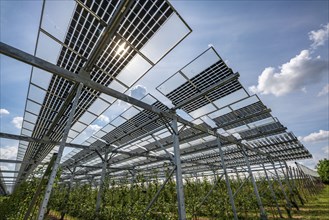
[288,184,329,219]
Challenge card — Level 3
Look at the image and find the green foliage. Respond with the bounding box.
[0,165,45,220]
[0,163,62,220]
[316,159,329,184]
[1,165,326,220]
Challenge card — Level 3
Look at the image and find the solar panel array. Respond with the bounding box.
[57,48,311,183]
[6,0,311,189]
[14,0,191,183]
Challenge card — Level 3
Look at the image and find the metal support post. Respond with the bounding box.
[296,165,312,197]
[60,164,77,220]
[38,83,83,220]
[293,166,307,202]
[280,161,294,193]
[129,169,136,212]
[217,138,238,220]
[279,161,299,210]
[303,172,315,195]
[23,154,58,220]
[306,172,316,194]
[171,113,187,220]
[287,165,297,188]
[261,163,283,218]
[292,167,298,187]
[95,149,109,218]
[241,147,267,220]
[272,161,292,217]
[287,164,304,205]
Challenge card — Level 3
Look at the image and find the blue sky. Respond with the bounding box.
[168,0,329,168]
[0,0,328,185]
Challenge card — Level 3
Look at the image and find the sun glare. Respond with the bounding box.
[116,42,127,56]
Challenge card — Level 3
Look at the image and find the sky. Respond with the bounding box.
[0,0,328,191]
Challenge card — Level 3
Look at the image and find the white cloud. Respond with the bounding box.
[130,85,147,100]
[0,108,10,116]
[98,114,110,123]
[0,145,18,160]
[300,130,329,143]
[11,116,23,129]
[249,50,328,96]
[309,23,329,50]
[88,124,102,133]
[317,84,329,96]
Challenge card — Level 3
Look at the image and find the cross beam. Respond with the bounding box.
[0,42,279,168]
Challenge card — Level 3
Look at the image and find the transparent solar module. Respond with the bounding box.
[108,80,128,93]
[25,100,42,117]
[212,89,248,109]
[36,32,62,65]
[157,47,220,95]
[239,121,285,140]
[247,117,276,128]
[156,72,186,95]
[230,95,260,110]
[189,103,217,119]
[140,13,190,63]
[181,47,220,79]
[157,47,246,122]
[31,68,52,90]
[41,0,76,42]
[87,98,109,115]
[116,53,152,87]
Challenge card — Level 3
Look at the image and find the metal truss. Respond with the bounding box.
[0,0,313,219]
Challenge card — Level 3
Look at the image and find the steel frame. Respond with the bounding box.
[0,1,314,219]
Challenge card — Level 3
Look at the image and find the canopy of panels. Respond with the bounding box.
[0,0,311,190]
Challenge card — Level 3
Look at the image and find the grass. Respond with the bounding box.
[288,184,329,219]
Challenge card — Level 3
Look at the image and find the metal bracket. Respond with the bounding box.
[94,149,105,162]
[151,134,175,164]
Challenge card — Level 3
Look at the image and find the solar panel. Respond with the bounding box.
[157,48,244,113]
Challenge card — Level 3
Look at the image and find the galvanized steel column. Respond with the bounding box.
[38,83,83,220]
[287,163,304,205]
[272,161,292,212]
[295,165,310,198]
[60,164,77,220]
[261,163,283,218]
[172,113,187,220]
[241,146,267,220]
[95,149,109,217]
[217,138,238,220]
[279,161,299,210]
